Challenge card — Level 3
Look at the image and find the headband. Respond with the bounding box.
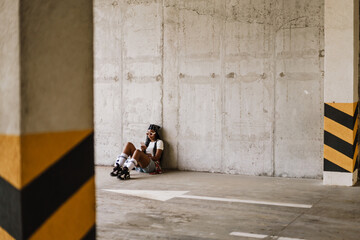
[148,124,161,132]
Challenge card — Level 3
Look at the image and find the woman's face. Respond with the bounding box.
[146,130,157,141]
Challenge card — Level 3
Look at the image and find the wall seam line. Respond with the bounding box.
[120,5,124,151]
[220,0,226,173]
[161,0,165,128]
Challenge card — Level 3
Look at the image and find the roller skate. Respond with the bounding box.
[110,164,122,177]
[118,167,130,180]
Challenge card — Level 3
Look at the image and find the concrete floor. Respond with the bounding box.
[95,166,360,240]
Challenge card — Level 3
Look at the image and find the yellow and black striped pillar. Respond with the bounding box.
[324,0,359,185]
[0,132,95,240]
[324,103,359,183]
[0,0,95,239]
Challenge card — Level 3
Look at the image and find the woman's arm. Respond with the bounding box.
[150,149,163,162]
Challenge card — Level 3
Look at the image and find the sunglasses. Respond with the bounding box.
[146,131,156,135]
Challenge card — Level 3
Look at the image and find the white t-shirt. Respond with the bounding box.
[146,140,164,156]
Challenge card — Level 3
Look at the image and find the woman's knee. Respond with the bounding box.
[125,142,134,147]
[123,142,135,150]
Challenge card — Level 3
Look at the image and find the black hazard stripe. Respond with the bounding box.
[324,131,354,159]
[325,104,357,130]
[324,158,350,172]
[22,133,94,239]
[0,176,22,240]
[81,224,96,240]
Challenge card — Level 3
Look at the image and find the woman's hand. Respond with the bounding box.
[140,142,146,152]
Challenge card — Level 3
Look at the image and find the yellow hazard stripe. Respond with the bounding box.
[324,145,353,172]
[324,117,354,144]
[353,116,358,141]
[326,102,357,116]
[353,144,359,171]
[0,226,14,240]
[0,130,93,190]
[29,177,96,240]
[21,129,93,188]
[0,135,21,189]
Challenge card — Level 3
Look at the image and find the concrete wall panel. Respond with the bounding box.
[176,1,222,172]
[274,0,324,178]
[95,0,163,163]
[162,1,180,169]
[222,0,274,175]
[94,0,123,163]
[122,0,163,146]
[94,0,325,179]
[123,2,162,59]
[94,83,123,162]
[178,79,222,171]
[275,79,323,178]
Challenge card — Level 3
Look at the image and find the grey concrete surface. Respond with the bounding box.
[94,0,324,179]
[95,166,360,240]
[20,0,94,134]
[0,0,20,135]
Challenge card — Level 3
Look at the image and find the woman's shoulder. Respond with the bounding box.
[156,139,164,149]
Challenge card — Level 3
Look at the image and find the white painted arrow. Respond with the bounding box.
[103,190,189,201]
[102,189,312,208]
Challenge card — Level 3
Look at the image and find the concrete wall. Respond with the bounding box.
[94,0,324,178]
[0,0,20,135]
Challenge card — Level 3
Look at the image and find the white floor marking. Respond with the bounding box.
[103,189,189,201]
[103,189,312,208]
[178,195,312,208]
[230,232,267,238]
[230,232,305,240]
[277,238,306,240]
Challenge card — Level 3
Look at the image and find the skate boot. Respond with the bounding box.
[118,167,130,180]
[110,164,122,177]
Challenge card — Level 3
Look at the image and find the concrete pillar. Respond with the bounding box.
[0,0,95,239]
[324,0,359,186]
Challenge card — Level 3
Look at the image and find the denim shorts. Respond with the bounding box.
[136,159,156,173]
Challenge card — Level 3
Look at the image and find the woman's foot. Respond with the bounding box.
[118,167,130,180]
[110,164,122,176]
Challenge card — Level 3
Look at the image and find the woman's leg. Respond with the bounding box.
[122,150,150,169]
[122,142,136,156]
[119,150,151,179]
[132,150,151,168]
[114,142,144,178]
[114,142,136,167]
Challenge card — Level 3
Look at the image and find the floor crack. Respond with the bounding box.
[268,197,323,239]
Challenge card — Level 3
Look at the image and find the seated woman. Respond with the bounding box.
[110,124,164,179]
